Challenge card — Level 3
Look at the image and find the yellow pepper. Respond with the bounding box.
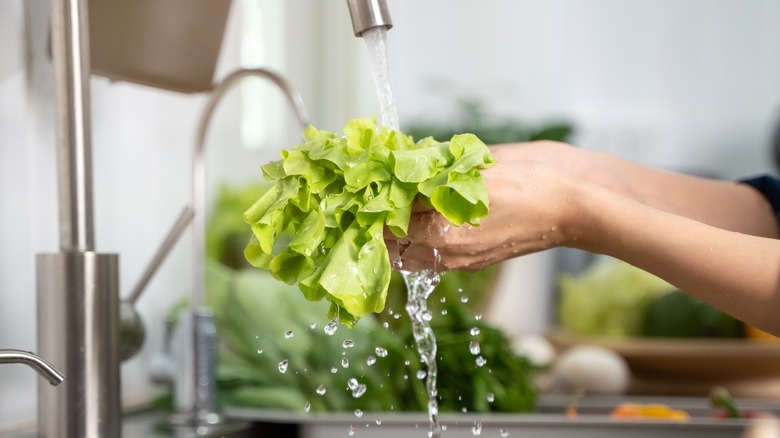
[611,403,690,421]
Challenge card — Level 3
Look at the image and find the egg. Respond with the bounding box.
[552,345,631,394]
[514,334,556,368]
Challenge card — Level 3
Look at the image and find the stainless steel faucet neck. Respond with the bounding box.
[180,67,310,429]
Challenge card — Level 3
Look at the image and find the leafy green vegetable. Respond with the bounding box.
[243,118,495,326]
[558,257,675,338]
[206,183,271,270]
[204,261,536,414]
[641,289,745,338]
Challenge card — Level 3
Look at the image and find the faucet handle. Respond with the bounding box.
[0,349,64,386]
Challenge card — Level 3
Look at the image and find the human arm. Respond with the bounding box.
[490,141,779,238]
[388,157,780,335]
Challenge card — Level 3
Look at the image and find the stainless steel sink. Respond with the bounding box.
[224,395,780,438]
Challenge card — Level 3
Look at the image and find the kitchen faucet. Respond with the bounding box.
[168,67,310,433]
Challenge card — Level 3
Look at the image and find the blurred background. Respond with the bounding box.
[2,0,780,430]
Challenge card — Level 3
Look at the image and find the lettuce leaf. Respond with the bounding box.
[243,118,495,326]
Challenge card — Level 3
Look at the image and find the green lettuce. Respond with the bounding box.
[243,118,494,326]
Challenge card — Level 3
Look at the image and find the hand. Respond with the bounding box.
[385,159,579,272]
[491,141,641,200]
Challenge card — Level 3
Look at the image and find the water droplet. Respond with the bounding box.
[469,341,481,355]
[354,409,363,418]
[404,360,411,366]
[324,320,338,336]
[475,314,482,321]
[441,309,448,315]
[284,330,294,339]
[416,370,427,380]
[316,385,327,395]
[348,425,356,436]
[487,393,495,403]
[342,357,350,368]
[500,429,509,437]
[375,347,388,357]
[440,297,446,303]
[309,323,317,330]
[348,378,359,390]
[393,313,401,320]
[256,347,263,354]
[470,327,481,336]
[376,419,382,426]
[421,310,433,322]
[352,384,367,398]
[304,402,311,413]
[343,339,355,348]
[366,356,376,366]
[472,420,483,436]
[460,296,469,303]
[278,360,289,373]
[475,356,487,367]
[382,322,390,329]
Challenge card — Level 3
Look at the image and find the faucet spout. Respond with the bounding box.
[0,349,65,386]
[347,0,393,37]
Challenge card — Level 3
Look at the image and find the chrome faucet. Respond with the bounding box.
[165,67,309,433]
[0,350,64,387]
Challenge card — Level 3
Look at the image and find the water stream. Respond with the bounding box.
[363,27,442,438]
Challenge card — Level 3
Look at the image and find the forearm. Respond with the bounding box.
[593,152,779,238]
[493,142,780,238]
[570,183,780,334]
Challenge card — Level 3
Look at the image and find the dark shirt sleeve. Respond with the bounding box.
[739,175,780,222]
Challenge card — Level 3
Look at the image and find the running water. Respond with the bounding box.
[362,27,400,132]
[363,28,442,437]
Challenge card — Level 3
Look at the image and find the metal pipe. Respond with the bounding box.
[51,0,94,252]
[346,0,393,37]
[40,0,122,436]
[0,350,65,386]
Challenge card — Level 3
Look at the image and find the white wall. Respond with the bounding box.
[388,0,780,178]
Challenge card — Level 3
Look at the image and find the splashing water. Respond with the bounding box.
[403,267,442,438]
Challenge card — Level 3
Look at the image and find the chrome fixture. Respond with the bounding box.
[346,0,393,37]
[0,350,64,386]
[168,67,309,432]
[37,0,195,436]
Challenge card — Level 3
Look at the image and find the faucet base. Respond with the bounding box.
[36,252,120,438]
